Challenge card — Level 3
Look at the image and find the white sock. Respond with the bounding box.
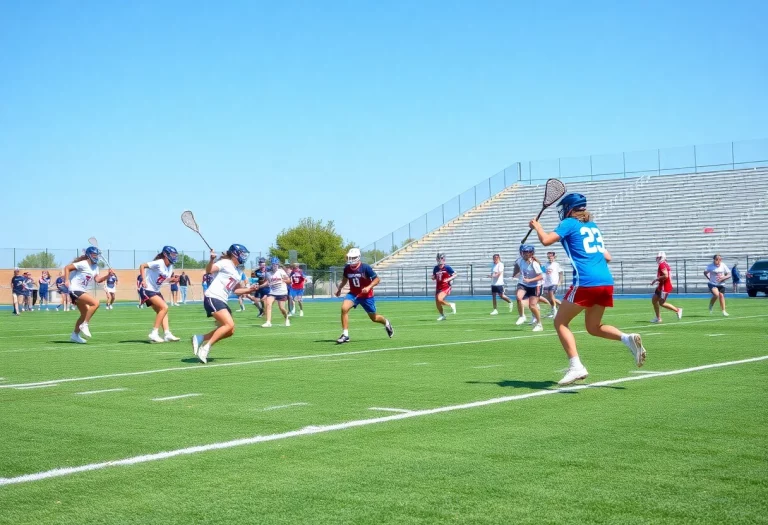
[342,329,349,336]
[151,328,159,334]
[620,333,630,345]
[569,356,583,369]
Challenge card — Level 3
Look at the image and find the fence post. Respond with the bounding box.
[425,214,428,235]
[517,162,522,182]
[470,264,474,296]
[620,261,624,294]
[622,152,626,178]
[683,260,688,293]
[408,223,411,241]
[425,267,428,297]
[693,145,698,173]
[504,167,507,188]
[731,141,735,170]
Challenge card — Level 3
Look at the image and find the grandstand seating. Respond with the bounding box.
[371,168,768,295]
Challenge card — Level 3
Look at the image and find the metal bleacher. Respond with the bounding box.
[370,168,768,296]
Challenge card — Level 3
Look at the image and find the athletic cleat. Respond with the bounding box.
[508,303,514,312]
[437,315,447,322]
[148,331,164,343]
[722,311,729,317]
[385,321,394,338]
[198,344,210,364]
[70,332,87,344]
[257,312,264,318]
[287,312,293,318]
[336,334,350,344]
[299,311,304,317]
[191,334,203,356]
[261,322,272,328]
[515,316,527,326]
[624,334,647,367]
[164,332,180,342]
[285,319,291,327]
[677,308,683,320]
[529,317,537,326]
[709,306,713,314]
[558,365,589,386]
[450,303,456,315]
[532,323,543,332]
[650,318,662,324]
[79,323,92,338]
[490,309,498,316]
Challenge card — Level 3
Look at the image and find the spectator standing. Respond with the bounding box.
[25,272,38,311]
[170,272,180,306]
[179,272,191,303]
[38,271,51,310]
[731,263,741,294]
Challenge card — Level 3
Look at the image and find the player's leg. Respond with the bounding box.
[297,293,303,315]
[718,287,727,314]
[584,303,646,368]
[363,299,393,338]
[277,298,290,325]
[708,285,719,312]
[337,299,355,343]
[651,292,661,321]
[203,309,236,347]
[529,293,542,330]
[145,295,172,341]
[492,290,498,311]
[12,293,21,315]
[262,295,275,326]
[72,293,100,341]
[515,287,527,324]
[553,299,588,385]
[435,291,445,319]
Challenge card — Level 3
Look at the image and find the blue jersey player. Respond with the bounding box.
[531,192,647,386]
[334,248,393,344]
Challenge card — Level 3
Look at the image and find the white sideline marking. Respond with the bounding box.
[2,314,766,390]
[152,394,201,402]
[412,362,430,366]
[369,407,413,413]
[643,333,663,336]
[75,388,127,395]
[2,355,766,487]
[629,370,665,374]
[321,359,357,363]
[15,384,58,390]
[472,364,503,369]
[707,334,726,337]
[263,402,309,411]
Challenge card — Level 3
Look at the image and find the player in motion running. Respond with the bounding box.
[63,247,110,343]
[433,253,457,321]
[288,263,306,317]
[514,245,544,331]
[530,192,647,385]
[704,254,730,316]
[650,251,682,323]
[334,248,393,344]
[104,270,118,310]
[192,245,256,363]
[261,257,291,328]
[138,246,181,343]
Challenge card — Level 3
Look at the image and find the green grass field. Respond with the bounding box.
[1,298,766,524]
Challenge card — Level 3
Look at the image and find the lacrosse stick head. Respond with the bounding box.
[181,211,200,233]
[88,237,99,247]
[543,179,567,208]
[557,192,587,220]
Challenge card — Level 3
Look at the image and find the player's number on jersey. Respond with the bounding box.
[225,277,238,292]
[351,277,360,287]
[579,226,605,254]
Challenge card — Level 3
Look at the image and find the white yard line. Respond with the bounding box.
[75,388,128,395]
[369,407,413,413]
[2,355,766,487]
[707,334,726,337]
[1,314,766,390]
[472,364,503,369]
[14,384,58,390]
[263,402,309,411]
[152,394,201,402]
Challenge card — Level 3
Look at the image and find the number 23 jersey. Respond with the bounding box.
[205,259,241,302]
[554,218,613,287]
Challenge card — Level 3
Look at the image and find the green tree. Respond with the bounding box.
[18,251,59,269]
[401,238,416,247]
[270,218,352,271]
[178,253,207,269]
[362,249,387,264]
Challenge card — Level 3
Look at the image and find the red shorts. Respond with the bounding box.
[436,286,451,296]
[564,285,614,308]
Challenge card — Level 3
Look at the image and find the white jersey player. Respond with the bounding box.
[138,246,181,343]
[262,257,290,328]
[192,245,256,363]
[63,246,109,343]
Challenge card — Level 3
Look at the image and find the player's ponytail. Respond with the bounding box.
[217,250,233,262]
[153,252,164,261]
[570,209,592,223]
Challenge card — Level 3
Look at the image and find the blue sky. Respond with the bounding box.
[1,0,766,257]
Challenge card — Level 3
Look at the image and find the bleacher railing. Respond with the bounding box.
[361,138,768,264]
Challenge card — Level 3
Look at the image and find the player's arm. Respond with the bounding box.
[530,219,560,246]
[719,269,731,282]
[445,268,457,283]
[204,250,218,274]
[360,276,381,294]
[512,262,521,278]
[603,250,612,263]
[335,276,349,297]
[94,271,109,284]
[63,263,77,288]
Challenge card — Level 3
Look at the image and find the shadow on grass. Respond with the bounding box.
[118,340,153,344]
[467,378,625,391]
[180,357,227,363]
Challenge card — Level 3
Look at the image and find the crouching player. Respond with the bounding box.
[650,251,682,323]
[334,248,393,344]
[192,245,256,363]
[530,192,647,385]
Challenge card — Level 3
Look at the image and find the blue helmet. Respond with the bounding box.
[270,256,280,269]
[228,244,249,265]
[85,246,101,264]
[162,246,179,264]
[521,244,535,254]
[258,257,266,266]
[557,193,587,220]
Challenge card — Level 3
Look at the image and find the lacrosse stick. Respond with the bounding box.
[87,237,114,270]
[520,178,567,244]
[181,210,213,250]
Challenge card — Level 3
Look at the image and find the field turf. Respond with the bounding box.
[1,298,767,524]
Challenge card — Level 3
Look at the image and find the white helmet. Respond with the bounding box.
[346,248,361,265]
[656,251,666,262]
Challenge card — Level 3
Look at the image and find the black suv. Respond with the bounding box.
[745,260,768,297]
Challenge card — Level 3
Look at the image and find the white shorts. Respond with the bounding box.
[105,287,116,294]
